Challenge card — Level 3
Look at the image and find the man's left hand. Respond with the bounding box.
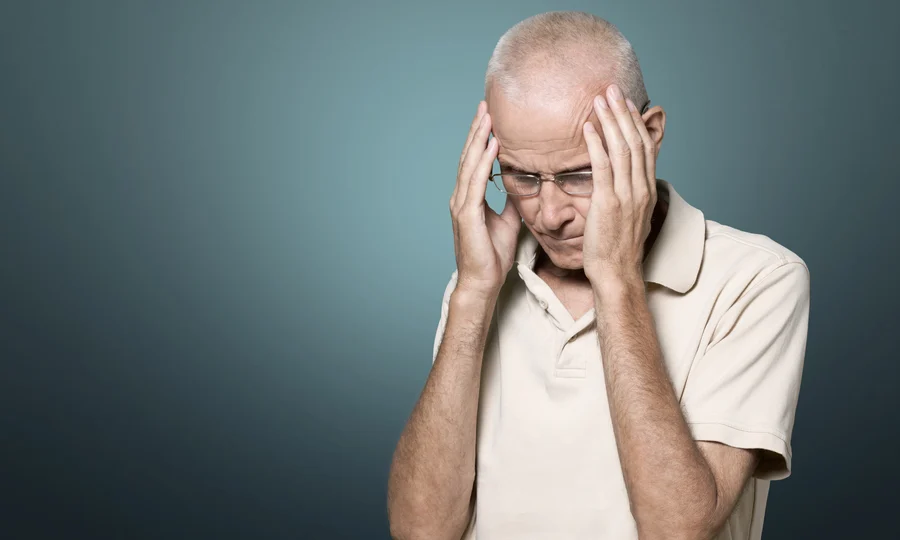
[581,83,657,287]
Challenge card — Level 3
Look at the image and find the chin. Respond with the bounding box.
[542,246,585,270]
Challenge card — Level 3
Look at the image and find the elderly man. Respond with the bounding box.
[387,11,810,540]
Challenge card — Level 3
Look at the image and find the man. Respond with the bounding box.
[387,11,810,540]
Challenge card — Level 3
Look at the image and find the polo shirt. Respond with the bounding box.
[430,178,811,540]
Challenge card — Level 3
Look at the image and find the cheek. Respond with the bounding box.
[513,198,534,217]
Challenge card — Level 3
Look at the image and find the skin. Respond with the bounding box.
[387,104,510,540]
[387,69,761,540]
[487,79,657,296]
[580,84,760,539]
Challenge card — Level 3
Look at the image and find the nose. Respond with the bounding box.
[537,180,575,232]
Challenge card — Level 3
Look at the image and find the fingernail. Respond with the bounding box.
[478,101,486,114]
[594,96,608,110]
[626,98,637,112]
[607,84,622,101]
[584,121,596,133]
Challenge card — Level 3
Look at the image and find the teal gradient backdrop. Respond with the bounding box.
[2,1,898,538]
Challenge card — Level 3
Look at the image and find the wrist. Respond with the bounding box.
[451,286,498,310]
[590,271,646,302]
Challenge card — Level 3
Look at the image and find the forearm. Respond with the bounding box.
[594,276,717,539]
[388,288,496,540]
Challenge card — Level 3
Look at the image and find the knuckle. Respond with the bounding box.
[635,190,651,205]
[614,144,631,158]
[461,201,480,216]
[602,196,622,211]
[594,157,612,170]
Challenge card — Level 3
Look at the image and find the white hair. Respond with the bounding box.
[485,11,649,110]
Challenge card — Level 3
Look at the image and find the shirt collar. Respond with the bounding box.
[514,178,706,293]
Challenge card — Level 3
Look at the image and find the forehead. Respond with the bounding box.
[490,91,587,144]
[488,85,604,172]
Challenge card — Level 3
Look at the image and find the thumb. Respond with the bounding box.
[500,195,520,224]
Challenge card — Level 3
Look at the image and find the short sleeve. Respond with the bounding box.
[432,269,460,364]
[681,261,811,481]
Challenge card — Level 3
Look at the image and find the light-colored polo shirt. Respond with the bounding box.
[431,178,810,540]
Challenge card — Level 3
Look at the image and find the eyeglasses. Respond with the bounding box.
[490,99,650,197]
[490,169,594,196]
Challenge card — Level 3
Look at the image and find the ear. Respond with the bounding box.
[641,105,666,155]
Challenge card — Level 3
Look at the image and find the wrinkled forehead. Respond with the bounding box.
[492,99,584,147]
[488,85,606,168]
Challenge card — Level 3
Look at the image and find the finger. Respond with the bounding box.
[456,112,492,211]
[453,102,487,208]
[594,92,631,204]
[604,84,642,205]
[499,192,520,225]
[463,135,498,210]
[613,96,647,206]
[582,120,614,202]
[459,101,486,175]
[626,98,658,211]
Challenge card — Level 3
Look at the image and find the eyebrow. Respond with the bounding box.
[498,159,592,175]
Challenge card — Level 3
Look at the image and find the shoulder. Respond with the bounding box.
[702,220,809,284]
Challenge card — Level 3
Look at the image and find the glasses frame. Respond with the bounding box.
[489,99,651,197]
[490,170,595,196]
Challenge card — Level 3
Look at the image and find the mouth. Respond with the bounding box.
[547,234,583,244]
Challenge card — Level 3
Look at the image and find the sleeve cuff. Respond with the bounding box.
[687,421,793,481]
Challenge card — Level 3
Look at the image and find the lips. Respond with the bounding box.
[549,235,582,242]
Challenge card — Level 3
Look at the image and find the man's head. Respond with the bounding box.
[485,11,666,274]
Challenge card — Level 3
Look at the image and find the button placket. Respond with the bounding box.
[553,318,596,376]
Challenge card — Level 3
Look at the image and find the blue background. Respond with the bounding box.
[2,0,898,538]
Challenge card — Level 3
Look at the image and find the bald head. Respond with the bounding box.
[485,11,649,111]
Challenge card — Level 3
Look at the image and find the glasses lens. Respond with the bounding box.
[559,172,593,194]
[496,174,539,195]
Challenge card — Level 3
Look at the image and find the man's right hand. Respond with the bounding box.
[450,101,522,298]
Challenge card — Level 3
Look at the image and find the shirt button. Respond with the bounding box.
[539,299,548,310]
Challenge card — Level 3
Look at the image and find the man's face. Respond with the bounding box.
[487,82,611,272]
